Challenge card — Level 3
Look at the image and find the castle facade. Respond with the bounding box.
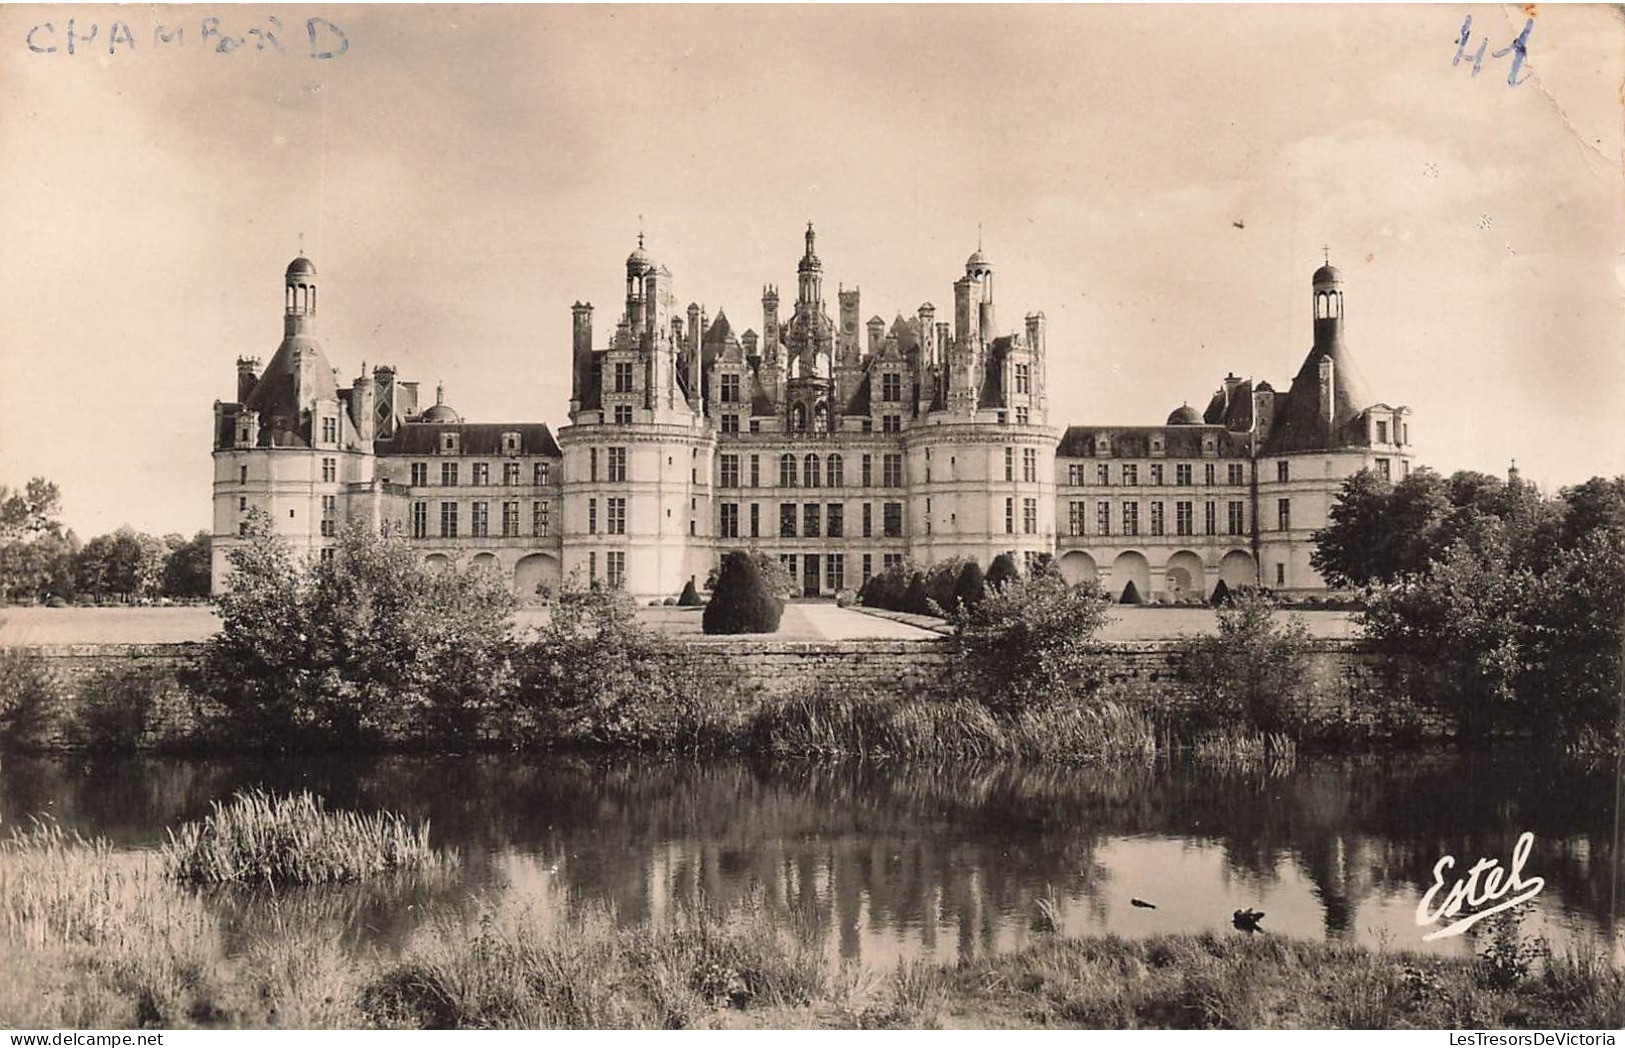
[211,228,1416,601]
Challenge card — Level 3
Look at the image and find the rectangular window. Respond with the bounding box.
[750,420,762,434]
[719,502,739,539]
[1228,501,1244,535]
[862,503,873,538]
[1377,420,1389,444]
[862,553,873,583]
[607,447,627,482]
[1015,407,1029,425]
[1277,460,1290,483]
[533,500,550,537]
[1122,464,1138,485]
[1067,464,1080,486]
[780,503,797,538]
[1176,464,1192,486]
[749,502,760,538]
[590,448,599,483]
[589,551,597,582]
[1278,498,1291,531]
[882,453,903,487]
[1096,501,1110,536]
[826,554,845,593]
[1276,563,1286,587]
[883,553,903,570]
[827,503,844,538]
[720,413,739,434]
[881,372,901,402]
[472,462,489,486]
[828,455,845,486]
[411,501,428,539]
[320,495,337,537]
[1376,458,1391,480]
[882,502,903,538]
[588,497,598,535]
[924,496,931,535]
[471,501,489,537]
[614,405,633,425]
[1097,464,1110,485]
[1204,501,1216,536]
[613,361,634,393]
[607,497,626,535]
[411,462,429,486]
[882,414,901,434]
[1023,497,1037,535]
[320,457,336,483]
[320,546,335,564]
[749,454,760,487]
[535,462,551,486]
[1150,464,1164,486]
[502,501,520,537]
[1122,502,1139,537]
[720,373,740,403]
[803,503,821,538]
[1005,447,1014,482]
[322,416,337,444]
[861,454,873,487]
[1005,497,1014,535]
[780,455,797,488]
[440,501,459,538]
[1225,463,1242,485]
[1014,363,1031,394]
[607,551,626,589]
[1023,448,1037,483]
[1150,501,1165,536]
[1176,500,1193,536]
[504,462,521,486]
[1069,500,1085,537]
[719,454,739,488]
[441,462,459,486]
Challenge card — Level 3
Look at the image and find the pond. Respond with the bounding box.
[1,751,1618,968]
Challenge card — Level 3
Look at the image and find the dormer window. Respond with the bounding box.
[1095,435,1110,457]
[1150,436,1165,456]
[720,373,741,403]
[501,432,522,455]
[440,432,459,454]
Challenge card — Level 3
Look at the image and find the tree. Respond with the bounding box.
[953,560,987,610]
[198,512,517,747]
[162,531,212,599]
[903,571,931,615]
[985,553,1020,591]
[1310,469,1393,588]
[951,573,1113,711]
[1178,591,1313,735]
[0,478,63,541]
[703,550,783,634]
[677,578,703,606]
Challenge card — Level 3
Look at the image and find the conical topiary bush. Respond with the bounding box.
[954,560,987,610]
[904,572,932,615]
[677,578,703,606]
[1119,580,1144,605]
[986,552,1020,592]
[1209,578,1232,607]
[703,551,783,634]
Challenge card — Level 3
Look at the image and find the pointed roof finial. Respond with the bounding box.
[637,214,645,251]
[435,381,445,406]
[978,222,983,252]
[1323,244,1330,266]
[298,231,305,257]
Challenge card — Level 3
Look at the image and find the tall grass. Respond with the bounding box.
[750,688,1159,763]
[161,789,456,886]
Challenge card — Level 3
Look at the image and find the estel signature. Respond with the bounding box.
[1416,831,1545,941]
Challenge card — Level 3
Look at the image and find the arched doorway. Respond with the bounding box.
[514,553,562,603]
[1058,550,1098,585]
[1219,550,1256,590]
[1110,550,1150,603]
[1165,550,1206,599]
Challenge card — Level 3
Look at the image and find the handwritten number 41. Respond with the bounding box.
[1454,14,1532,86]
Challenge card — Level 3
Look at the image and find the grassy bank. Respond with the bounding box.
[1,816,1619,1030]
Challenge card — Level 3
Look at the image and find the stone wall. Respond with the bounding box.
[17,636,1448,743]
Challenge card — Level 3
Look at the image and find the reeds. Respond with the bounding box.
[161,789,457,886]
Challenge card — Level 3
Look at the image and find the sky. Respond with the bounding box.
[0,3,1619,538]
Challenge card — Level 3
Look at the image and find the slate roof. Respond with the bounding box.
[1260,341,1376,454]
[374,422,562,458]
[1057,424,1250,458]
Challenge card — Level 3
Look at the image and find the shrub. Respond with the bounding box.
[1176,590,1312,736]
[833,588,857,608]
[954,561,987,610]
[703,551,783,635]
[74,665,165,753]
[1209,579,1232,606]
[903,572,931,616]
[161,789,455,886]
[985,553,1020,591]
[662,597,677,606]
[1119,580,1144,605]
[0,645,65,749]
[677,579,703,607]
[951,573,1113,712]
[923,558,969,612]
[859,562,912,611]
